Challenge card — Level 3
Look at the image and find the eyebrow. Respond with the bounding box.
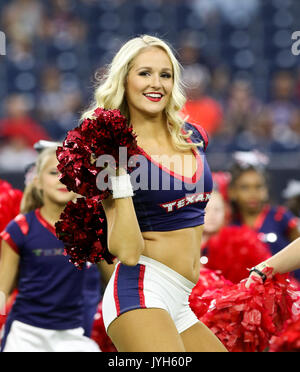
[136,67,173,72]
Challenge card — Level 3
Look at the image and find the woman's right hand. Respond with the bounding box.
[245,262,273,289]
[245,271,263,289]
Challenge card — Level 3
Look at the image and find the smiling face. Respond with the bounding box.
[36,153,76,207]
[125,46,174,120]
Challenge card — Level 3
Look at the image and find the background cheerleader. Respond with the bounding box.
[201,188,272,283]
[32,140,115,338]
[228,152,300,280]
[0,146,102,352]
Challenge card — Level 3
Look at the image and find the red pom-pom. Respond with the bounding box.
[55,196,114,269]
[202,226,272,283]
[269,316,300,352]
[196,272,300,352]
[189,268,233,319]
[0,180,23,233]
[56,108,142,199]
[91,301,117,352]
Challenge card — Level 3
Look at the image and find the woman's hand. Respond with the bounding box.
[245,262,273,289]
[245,271,263,289]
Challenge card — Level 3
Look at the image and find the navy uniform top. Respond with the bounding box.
[0,209,87,331]
[129,122,213,232]
[232,204,300,279]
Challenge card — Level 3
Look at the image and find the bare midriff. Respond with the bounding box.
[135,136,204,284]
[141,224,204,284]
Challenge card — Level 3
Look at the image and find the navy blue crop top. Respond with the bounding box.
[128,122,213,232]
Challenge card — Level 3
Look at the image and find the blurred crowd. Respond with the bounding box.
[0,0,300,172]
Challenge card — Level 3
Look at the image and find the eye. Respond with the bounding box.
[138,71,150,76]
[161,72,172,79]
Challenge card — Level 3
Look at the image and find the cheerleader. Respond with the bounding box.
[0,147,101,352]
[201,189,271,283]
[81,35,227,352]
[32,140,113,338]
[228,152,300,280]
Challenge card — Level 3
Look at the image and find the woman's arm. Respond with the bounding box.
[0,240,20,313]
[101,193,144,267]
[246,238,300,287]
[263,237,300,275]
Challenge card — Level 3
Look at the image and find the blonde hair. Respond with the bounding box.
[20,146,61,214]
[81,35,202,151]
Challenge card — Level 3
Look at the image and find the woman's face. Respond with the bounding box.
[204,191,226,235]
[230,170,268,214]
[125,46,174,119]
[37,154,76,206]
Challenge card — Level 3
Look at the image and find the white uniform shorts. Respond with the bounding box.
[2,320,101,352]
[102,255,199,334]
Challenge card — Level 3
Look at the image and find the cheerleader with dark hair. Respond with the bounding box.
[228,151,300,280]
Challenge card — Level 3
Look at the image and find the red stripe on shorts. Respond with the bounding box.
[138,264,146,308]
[113,264,121,316]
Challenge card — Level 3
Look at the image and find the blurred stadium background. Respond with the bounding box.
[0,0,299,203]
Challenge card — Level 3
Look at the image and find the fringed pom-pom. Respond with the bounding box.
[189,268,233,319]
[202,226,272,283]
[91,301,117,352]
[197,270,300,352]
[56,108,142,199]
[269,316,300,352]
[55,196,114,269]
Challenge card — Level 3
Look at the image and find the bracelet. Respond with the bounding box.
[110,173,134,199]
[249,267,267,283]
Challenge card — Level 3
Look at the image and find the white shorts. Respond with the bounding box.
[2,320,101,352]
[102,255,199,334]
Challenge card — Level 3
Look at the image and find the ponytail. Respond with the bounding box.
[20,182,43,214]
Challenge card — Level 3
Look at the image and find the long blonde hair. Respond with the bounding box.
[81,35,202,151]
[20,146,60,214]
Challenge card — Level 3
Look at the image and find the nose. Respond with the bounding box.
[149,73,162,90]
